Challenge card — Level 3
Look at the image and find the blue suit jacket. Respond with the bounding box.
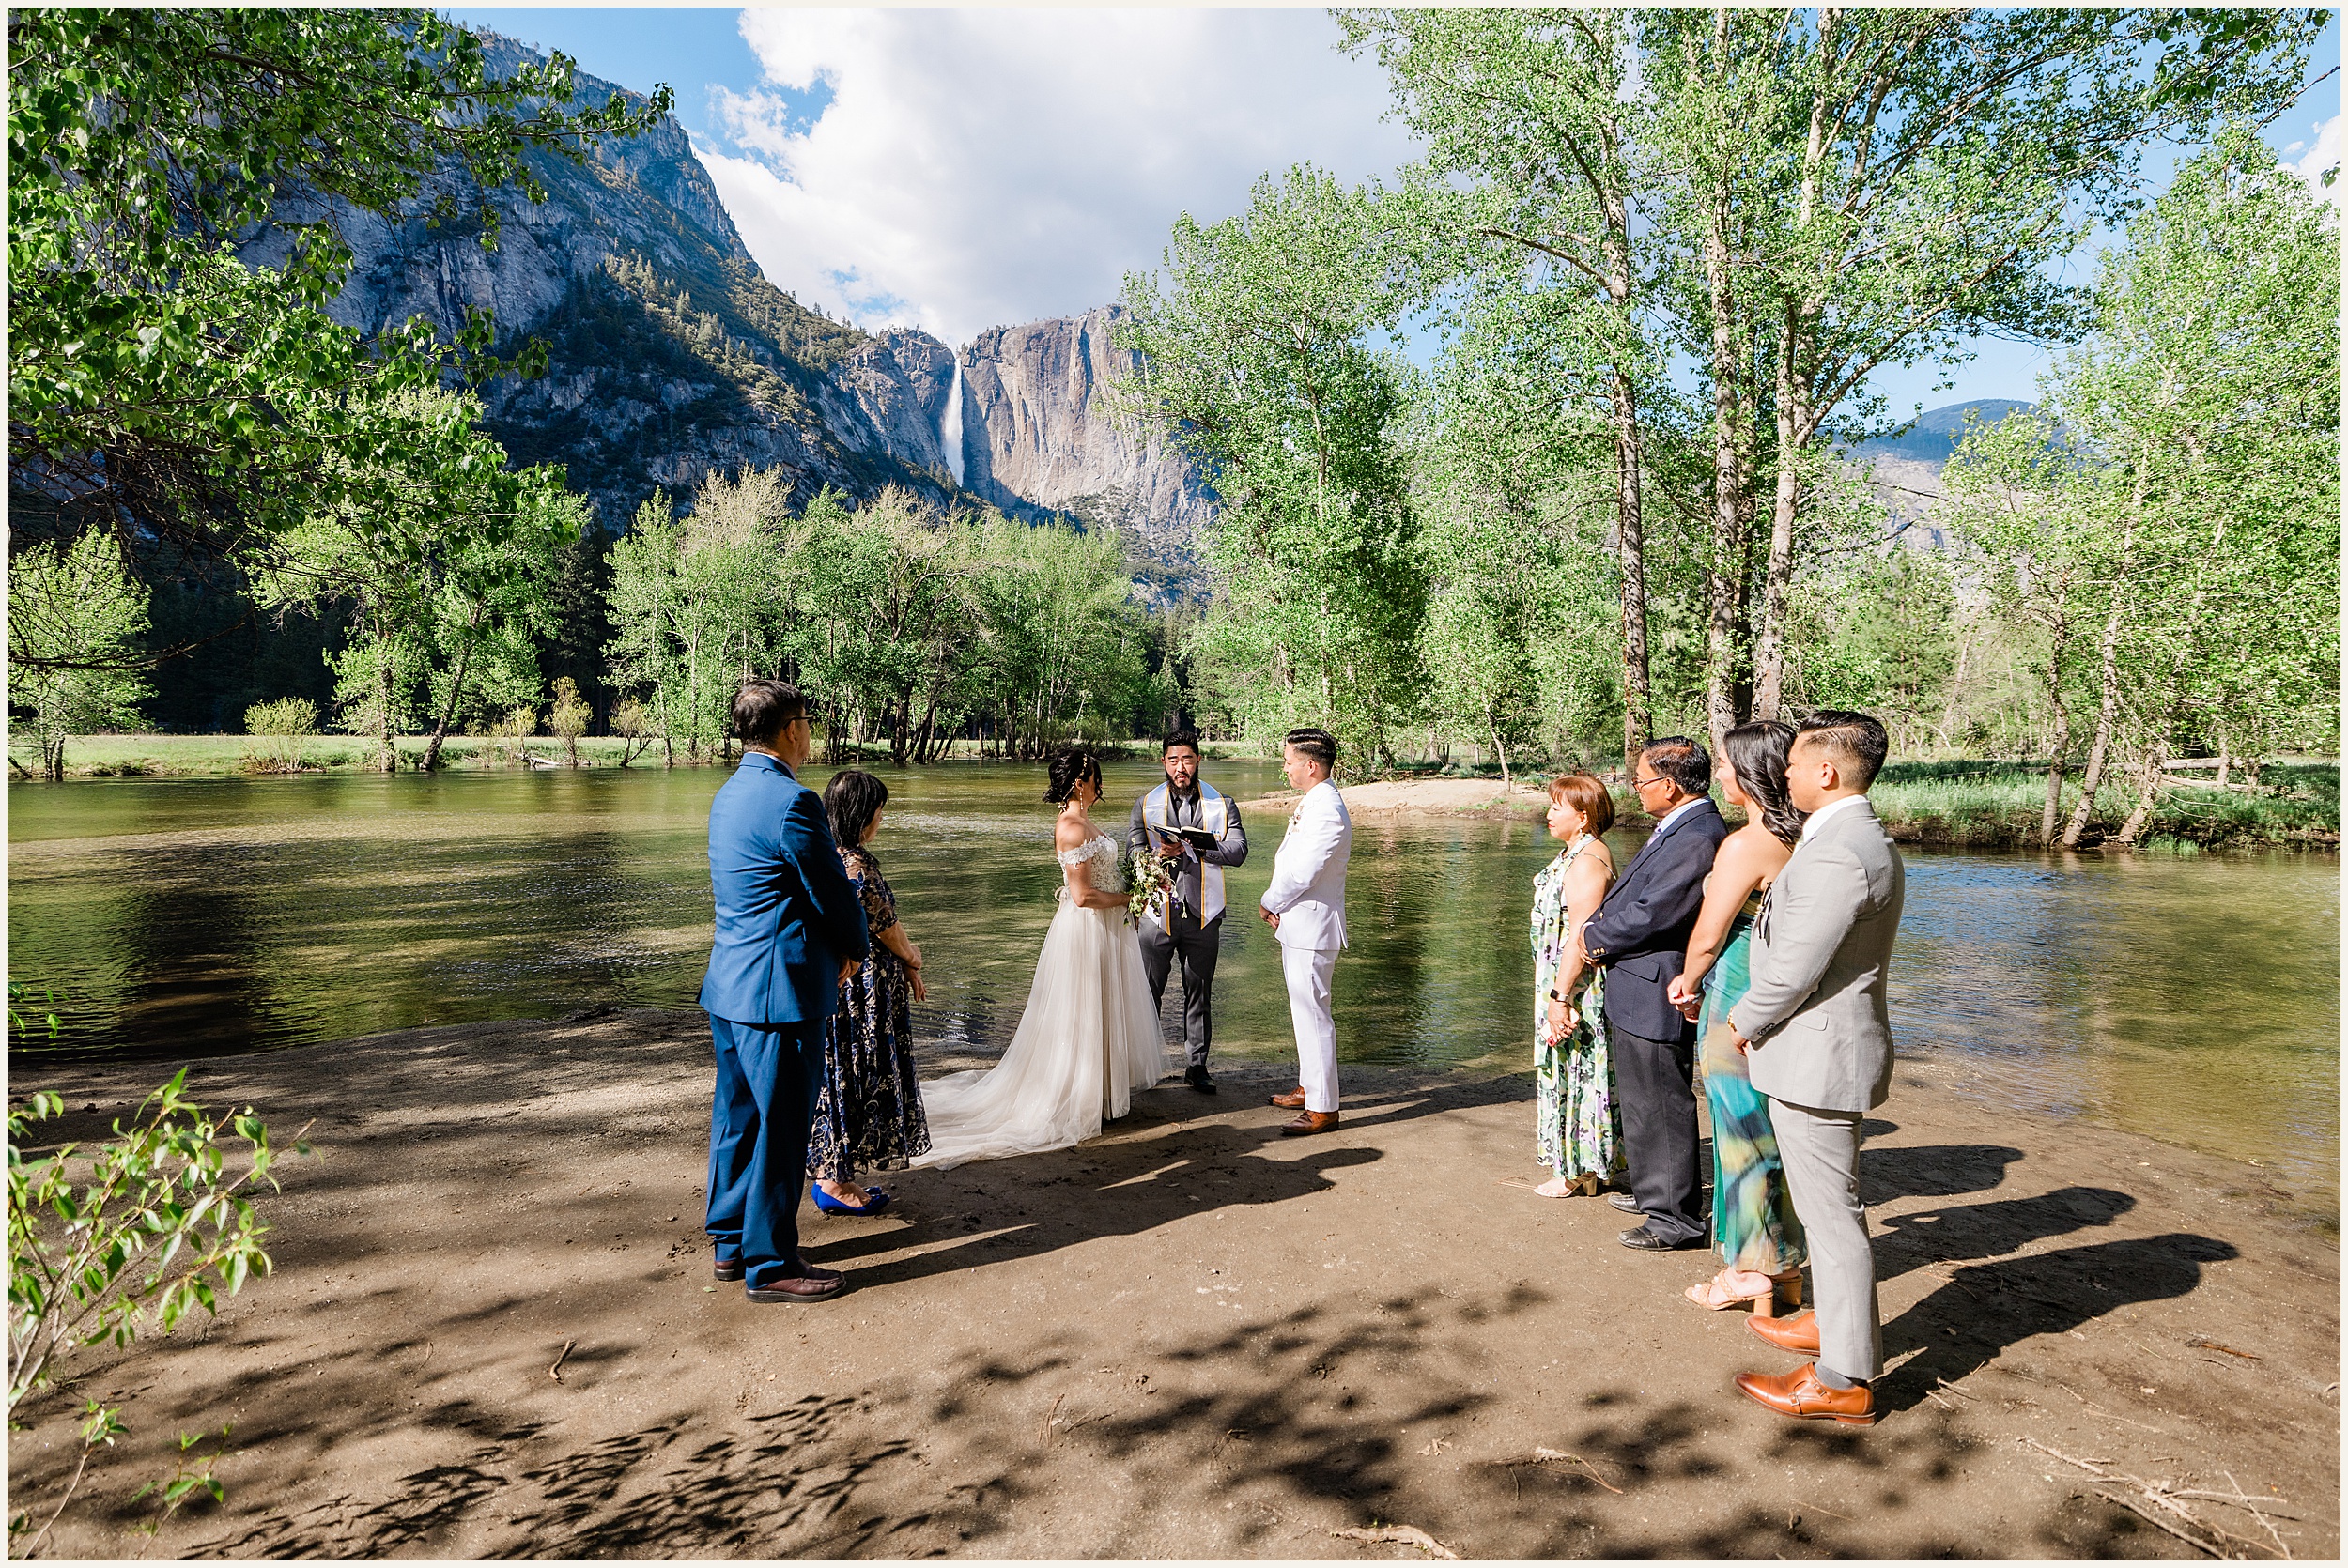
[699,753,870,1028]
[1581,798,1728,1041]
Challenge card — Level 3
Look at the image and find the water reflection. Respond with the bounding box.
[8,761,2337,1208]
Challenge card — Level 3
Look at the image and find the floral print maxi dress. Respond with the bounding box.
[1530,836,1625,1181]
[1697,895,1806,1274]
[807,846,933,1183]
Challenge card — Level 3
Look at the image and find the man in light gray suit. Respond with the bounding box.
[1725,711,1904,1426]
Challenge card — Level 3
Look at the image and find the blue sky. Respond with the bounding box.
[446,8,2340,419]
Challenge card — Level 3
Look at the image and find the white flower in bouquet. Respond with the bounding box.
[1120,849,1173,927]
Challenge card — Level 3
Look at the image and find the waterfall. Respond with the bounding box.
[941,350,965,485]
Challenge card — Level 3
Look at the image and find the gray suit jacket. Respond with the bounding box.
[1728,798,1906,1114]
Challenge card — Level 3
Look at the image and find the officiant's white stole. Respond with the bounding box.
[1143,781,1230,922]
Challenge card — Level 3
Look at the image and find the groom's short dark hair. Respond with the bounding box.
[732,679,807,746]
[1284,728,1337,768]
[1795,710,1889,791]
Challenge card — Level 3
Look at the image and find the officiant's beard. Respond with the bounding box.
[1163,750,1199,792]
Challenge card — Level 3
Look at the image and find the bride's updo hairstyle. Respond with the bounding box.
[1043,746,1104,805]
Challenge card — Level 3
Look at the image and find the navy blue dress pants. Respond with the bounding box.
[705,1015,825,1290]
[1611,1020,1707,1247]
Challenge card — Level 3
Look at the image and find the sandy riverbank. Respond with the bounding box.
[1245,778,1553,820]
[8,1011,2336,1560]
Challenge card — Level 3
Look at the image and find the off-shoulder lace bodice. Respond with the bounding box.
[1056,832,1123,892]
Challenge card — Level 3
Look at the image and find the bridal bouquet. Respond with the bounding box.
[1120,849,1173,928]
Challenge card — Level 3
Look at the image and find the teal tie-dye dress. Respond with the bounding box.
[1697,892,1806,1273]
[1530,837,1625,1181]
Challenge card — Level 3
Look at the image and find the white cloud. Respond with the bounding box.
[693,8,1416,348]
[2289,112,2343,215]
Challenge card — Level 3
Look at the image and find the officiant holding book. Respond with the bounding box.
[1127,729,1249,1094]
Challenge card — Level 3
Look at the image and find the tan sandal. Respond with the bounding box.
[1684,1270,1772,1311]
[1684,1268,1805,1315]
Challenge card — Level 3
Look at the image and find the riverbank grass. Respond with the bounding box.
[14,735,2336,851]
[1866,760,2340,849]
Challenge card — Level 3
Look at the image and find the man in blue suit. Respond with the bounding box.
[1580,736,1728,1252]
[701,680,870,1302]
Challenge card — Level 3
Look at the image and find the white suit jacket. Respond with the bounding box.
[1259,779,1352,951]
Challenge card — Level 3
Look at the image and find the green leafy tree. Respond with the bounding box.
[1337,8,1660,771]
[6,533,153,779]
[6,7,669,640]
[1120,166,1426,769]
[1953,127,2340,844]
[604,480,780,765]
[248,391,577,773]
[1715,8,2323,718]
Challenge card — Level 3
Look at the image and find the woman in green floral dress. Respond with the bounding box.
[1528,772,1624,1197]
[1666,721,1807,1313]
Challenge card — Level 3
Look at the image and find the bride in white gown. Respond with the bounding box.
[915,748,1179,1168]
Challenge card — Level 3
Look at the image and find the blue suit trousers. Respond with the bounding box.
[704,1016,825,1289]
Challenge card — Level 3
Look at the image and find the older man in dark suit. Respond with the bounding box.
[701,680,870,1303]
[1580,737,1727,1251]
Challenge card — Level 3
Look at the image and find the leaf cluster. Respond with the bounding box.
[8,1070,307,1422]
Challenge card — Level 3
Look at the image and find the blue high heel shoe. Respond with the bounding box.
[811,1185,891,1216]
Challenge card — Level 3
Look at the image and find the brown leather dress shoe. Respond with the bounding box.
[713,1258,745,1284]
[1279,1109,1340,1136]
[1269,1086,1309,1109]
[1747,1308,1821,1355]
[1734,1363,1877,1426]
[745,1265,844,1303]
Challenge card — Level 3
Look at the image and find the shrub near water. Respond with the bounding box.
[241,698,318,773]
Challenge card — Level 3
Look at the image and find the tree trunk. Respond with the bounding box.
[42,734,64,782]
[1593,113,1649,777]
[1754,304,1807,722]
[2114,738,2166,847]
[1934,623,1972,754]
[1487,708,1513,789]
[375,613,398,776]
[2214,736,2230,790]
[2038,636,2072,847]
[1753,9,1833,722]
[2062,484,2142,848]
[420,630,477,775]
[1607,364,1650,774]
[1701,8,1747,756]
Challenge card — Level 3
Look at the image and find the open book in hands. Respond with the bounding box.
[1150,825,1220,856]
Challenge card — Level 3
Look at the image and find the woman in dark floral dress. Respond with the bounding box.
[808,769,932,1214]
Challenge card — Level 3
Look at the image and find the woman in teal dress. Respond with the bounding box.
[1667,721,1807,1313]
[1527,772,1623,1197]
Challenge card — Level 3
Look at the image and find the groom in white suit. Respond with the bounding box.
[1259,727,1352,1136]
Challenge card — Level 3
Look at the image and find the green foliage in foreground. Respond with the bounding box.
[7,1069,304,1550]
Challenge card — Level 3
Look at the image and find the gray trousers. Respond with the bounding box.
[1767,1097,1882,1381]
[1138,914,1221,1068]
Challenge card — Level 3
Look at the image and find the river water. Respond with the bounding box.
[8,759,2338,1210]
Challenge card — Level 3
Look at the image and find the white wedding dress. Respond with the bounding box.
[914,831,1179,1169]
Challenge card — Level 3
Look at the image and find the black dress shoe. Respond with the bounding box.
[1185,1066,1217,1095]
[747,1266,844,1303]
[1618,1226,1702,1252]
[1606,1192,1645,1214]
